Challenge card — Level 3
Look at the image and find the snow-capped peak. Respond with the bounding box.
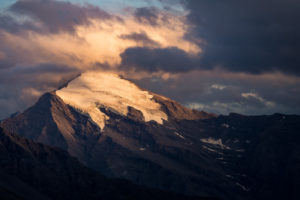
[56,71,168,129]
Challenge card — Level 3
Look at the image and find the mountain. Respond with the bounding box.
[1,71,300,199]
[0,127,209,200]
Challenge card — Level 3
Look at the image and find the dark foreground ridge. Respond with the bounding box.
[0,127,211,200]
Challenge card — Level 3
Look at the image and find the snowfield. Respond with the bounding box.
[56,71,168,129]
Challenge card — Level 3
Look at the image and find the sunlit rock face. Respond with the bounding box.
[56,71,168,129]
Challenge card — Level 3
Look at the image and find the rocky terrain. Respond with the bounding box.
[0,127,208,200]
[1,71,300,200]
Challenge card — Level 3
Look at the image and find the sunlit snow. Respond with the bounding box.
[56,71,168,129]
[200,138,231,150]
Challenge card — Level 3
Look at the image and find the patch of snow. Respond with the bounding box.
[202,146,223,155]
[236,149,245,152]
[173,132,185,139]
[139,148,146,151]
[200,138,231,150]
[56,71,168,129]
[222,123,230,128]
[226,175,234,179]
[246,140,251,144]
[236,183,250,191]
[233,139,239,143]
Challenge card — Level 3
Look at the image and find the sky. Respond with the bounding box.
[0,0,300,119]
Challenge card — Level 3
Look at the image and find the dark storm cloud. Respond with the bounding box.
[0,14,38,33]
[121,1,300,75]
[11,63,77,74]
[134,7,160,26]
[9,0,113,33]
[182,0,300,75]
[0,62,79,120]
[120,47,199,72]
[0,58,15,70]
[0,31,18,69]
[0,63,79,86]
[119,32,159,46]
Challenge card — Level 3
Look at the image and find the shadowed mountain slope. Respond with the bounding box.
[0,127,209,200]
[2,71,300,200]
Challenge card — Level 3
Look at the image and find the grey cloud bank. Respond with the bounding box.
[0,0,300,119]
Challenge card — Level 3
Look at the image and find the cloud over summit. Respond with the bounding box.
[0,0,300,119]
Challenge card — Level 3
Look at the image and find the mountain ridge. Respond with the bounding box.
[1,71,300,200]
[0,126,210,200]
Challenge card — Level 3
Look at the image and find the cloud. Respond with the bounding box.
[211,84,226,90]
[0,63,79,119]
[0,0,200,118]
[117,0,300,75]
[130,69,300,115]
[0,14,39,33]
[10,0,113,33]
[134,7,160,26]
[241,92,275,107]
[119,32,160,47]
[0,51,5,60]
[120,47,200,72]
[0,2,196,69]
[0,0,299,118]
[182,0,300,75]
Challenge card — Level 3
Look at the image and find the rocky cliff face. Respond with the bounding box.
[2,71,300,200]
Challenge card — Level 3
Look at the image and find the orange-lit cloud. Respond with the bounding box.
[0,9,200,70]
[1,0,300,119]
